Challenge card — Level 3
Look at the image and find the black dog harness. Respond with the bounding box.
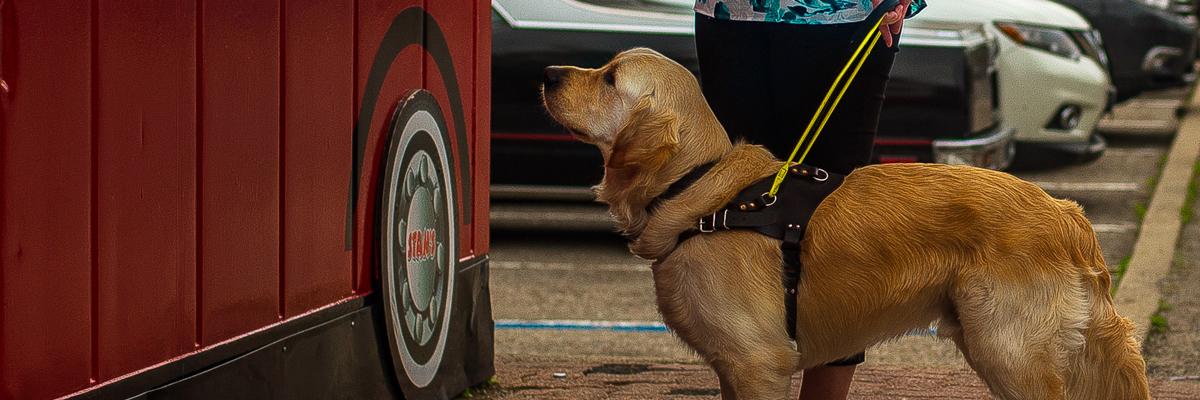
[649,162,845,340]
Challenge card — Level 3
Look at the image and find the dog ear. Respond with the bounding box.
[606,100,680,170]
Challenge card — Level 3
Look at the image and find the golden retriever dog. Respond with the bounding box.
[540,48,1150,400]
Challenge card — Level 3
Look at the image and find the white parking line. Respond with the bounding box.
[1099,119,1177,130]
[490,209,611,223]
[491,184,595,201]
[1102,147,1168,158]
[1034,182,1142,192]
[1091,223,1139,234]
[1126,99,1184,109]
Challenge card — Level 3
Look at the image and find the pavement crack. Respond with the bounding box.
[583,363,653,375]
[666,388,721,396]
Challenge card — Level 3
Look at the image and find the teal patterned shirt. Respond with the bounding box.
[695,0,927,25]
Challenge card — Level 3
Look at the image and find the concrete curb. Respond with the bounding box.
[1114,88,1200,341]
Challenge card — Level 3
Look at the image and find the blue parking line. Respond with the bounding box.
[495,319,940,336]
[495,319,670,333]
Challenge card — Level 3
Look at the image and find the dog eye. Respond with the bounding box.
[604,69,616,86]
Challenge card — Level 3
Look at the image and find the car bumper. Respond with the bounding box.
[875,124,1015,170]
[932,126,1016,170]
[1019,131,1107,164]
[1032,130,1104,160]
[993,36,1110,146]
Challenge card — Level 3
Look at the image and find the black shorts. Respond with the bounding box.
[694,13,897,176]
[696,14,899,367]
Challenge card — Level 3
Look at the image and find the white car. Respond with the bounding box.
[916,0,1113,161]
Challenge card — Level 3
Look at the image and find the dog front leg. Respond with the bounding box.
[712,354,795,400]
[717,371,736,400]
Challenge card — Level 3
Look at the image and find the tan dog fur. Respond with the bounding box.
[541,48,1150,400]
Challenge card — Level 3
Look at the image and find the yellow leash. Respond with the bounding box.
[767,15,889,198]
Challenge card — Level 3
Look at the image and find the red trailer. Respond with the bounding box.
[0,1,493,398]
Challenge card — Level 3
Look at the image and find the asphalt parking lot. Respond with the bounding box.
[480,88,1197,398]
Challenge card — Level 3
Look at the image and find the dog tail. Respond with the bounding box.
[1062,203,1150,400]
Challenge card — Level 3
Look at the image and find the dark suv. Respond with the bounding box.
[491,0,1012,191]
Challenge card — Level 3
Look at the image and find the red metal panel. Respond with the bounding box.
[0,1,95,398]
[281,0,354,317]
[473,0,491,256]
[424,1,476,260]
[199,0,282,344]
[2,1,488,397]
[353,0,424,293]
[94,0,198,380]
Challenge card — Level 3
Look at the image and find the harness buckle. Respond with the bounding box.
[698,210,729,233]
[699,212,716,233]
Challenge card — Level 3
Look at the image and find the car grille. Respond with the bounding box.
[965,42,998,133]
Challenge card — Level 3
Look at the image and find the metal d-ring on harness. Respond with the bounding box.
[656,0,903,341]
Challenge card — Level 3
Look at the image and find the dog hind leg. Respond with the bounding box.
[951,280,1072,400]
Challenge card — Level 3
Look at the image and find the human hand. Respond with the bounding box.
[872,0,913,47]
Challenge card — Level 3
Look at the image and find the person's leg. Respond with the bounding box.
[798,352,866,399]
[799,365,857,400]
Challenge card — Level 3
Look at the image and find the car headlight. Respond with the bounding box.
[1070,29,1110,69]
[994,22,1082,61]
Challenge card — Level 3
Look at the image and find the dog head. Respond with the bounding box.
[541,48,726,171]
[540,48,734,238]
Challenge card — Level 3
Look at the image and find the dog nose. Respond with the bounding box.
[544,67,567,89]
